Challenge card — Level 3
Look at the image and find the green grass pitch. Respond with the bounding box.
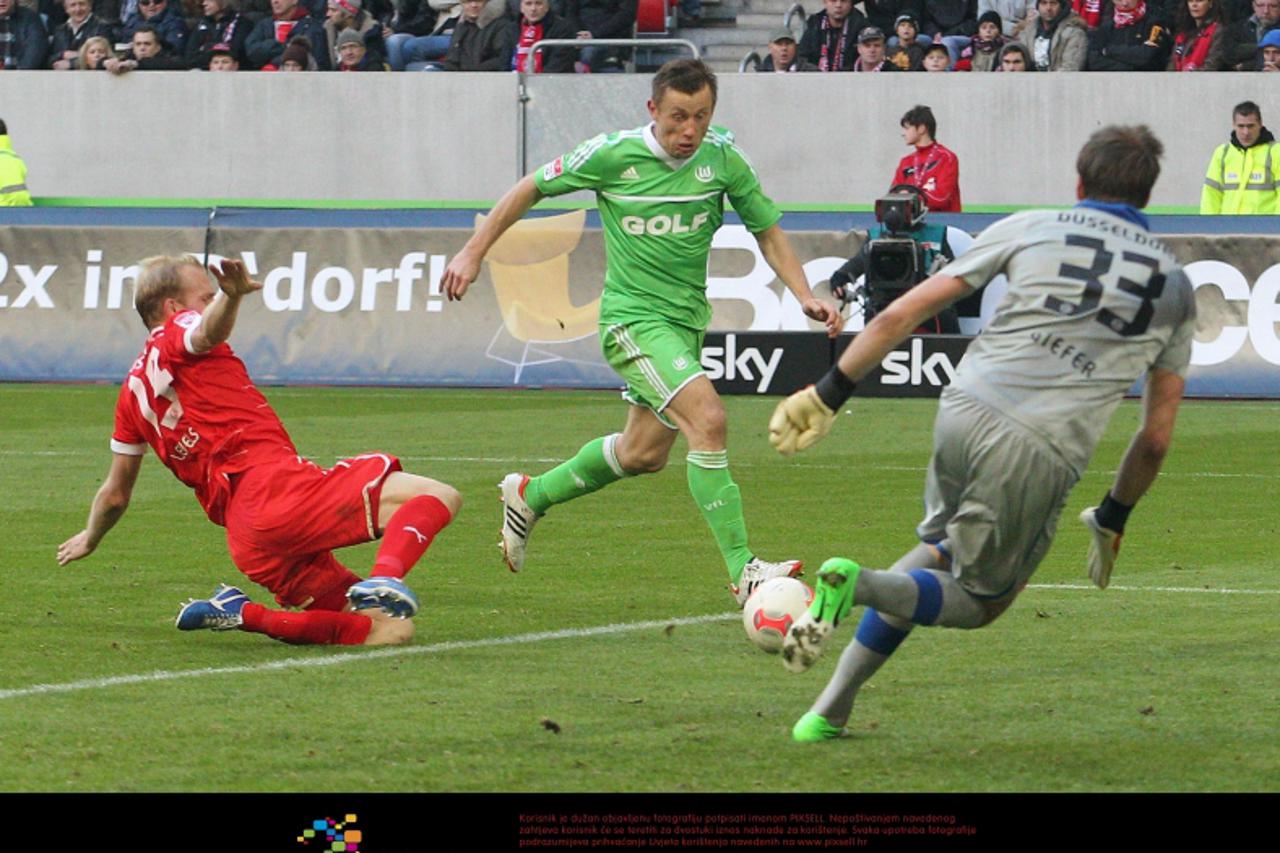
[0,383,1276,793]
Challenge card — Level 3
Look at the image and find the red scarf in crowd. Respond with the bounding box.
[514,18,545,73]
[1072,0,1104,29]
[1112,1,1147,28]
[819,15,849,71]
[1172,20,1216,69]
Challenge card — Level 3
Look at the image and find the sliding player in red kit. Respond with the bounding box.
[57,255,461,646]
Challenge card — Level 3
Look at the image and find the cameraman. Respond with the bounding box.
[829,185,961,335]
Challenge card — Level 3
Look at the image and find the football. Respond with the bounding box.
[742,577,814,654]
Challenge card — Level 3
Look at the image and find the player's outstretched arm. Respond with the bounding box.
[1081,367,1186,588]
[754,224,843,338]
[768,273,970,456]
[443,174,545,302]
[57,453,144,566]
[193,259,264,353]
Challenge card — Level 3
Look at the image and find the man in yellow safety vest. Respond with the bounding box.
[0,119,33,207]
[1200,100,1280,215]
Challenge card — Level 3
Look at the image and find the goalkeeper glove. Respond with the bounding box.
[768,386,836,456]
[1079,507,1123,589]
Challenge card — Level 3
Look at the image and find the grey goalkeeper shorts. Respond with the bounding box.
[917,388,1079,599]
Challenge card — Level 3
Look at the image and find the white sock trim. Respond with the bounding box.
[686,450,729,470]
[602,433,629,478]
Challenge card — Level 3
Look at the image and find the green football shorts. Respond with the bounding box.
[600,320,706,430]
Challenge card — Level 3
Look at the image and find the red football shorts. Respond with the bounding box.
[224,453,402,609]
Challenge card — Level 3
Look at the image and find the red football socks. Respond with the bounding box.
[240,603,372,645]
[372,495,453,578]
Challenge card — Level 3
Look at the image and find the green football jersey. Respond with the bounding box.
[533,123,782,331]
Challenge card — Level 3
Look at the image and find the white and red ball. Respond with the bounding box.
[742,577,814,654]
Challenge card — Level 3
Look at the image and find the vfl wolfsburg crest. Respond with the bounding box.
[673,355,689,370]
[695,166,715,183]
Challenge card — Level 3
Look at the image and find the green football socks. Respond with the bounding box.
[686,450,753,581]
[524,434,628,515]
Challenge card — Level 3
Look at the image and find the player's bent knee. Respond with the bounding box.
[622,451,667,474]
[430,482,463,518]
[364,614,416,645]
[616,441,669,474]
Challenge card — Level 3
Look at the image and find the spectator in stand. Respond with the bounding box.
[513,0,577,72]
[923,0,980,63]
[1018,0,1087,69]
[1227,0,1279,67]
[279,33,318,67]
[48,0,117,69]
[334,25,387,66]
[979,0,1035,36]
[852,25,902,68]
[39,0,121,32]
[864,0,926,34]
[441,0,514,69]
[384,1,458,71]
[186,0,251,70]
[1261,25,1280,65]
[104,23,189,70]
[1072,0,1107,29]
[1085,0,1173,69]
[1201,101,1280,213]
[1169,0,1233,68]
[208,39,239,67]
[78,34,117,68]
[385,0,434,68]
[247,0,330,68]
[0,0,49,69]
[760,29,817,70]
[324,0,385,68]
[564,0,639,72]
[799,0,869,71]
[120,0,189,55]
[887,13,928,67]
[919,39,953,66]
[998,37,1034,63]
[892,105,961,212]
[956,9,1007,67]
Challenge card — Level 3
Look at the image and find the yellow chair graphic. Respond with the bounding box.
[480,209,603,383]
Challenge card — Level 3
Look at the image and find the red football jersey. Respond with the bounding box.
[111,309,298,525]
[892,142,962,213]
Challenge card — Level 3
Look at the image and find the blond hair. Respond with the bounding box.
[78,36,117,70]
[134,255,205,328]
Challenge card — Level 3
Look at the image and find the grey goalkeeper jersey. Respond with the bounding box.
[941,206,1197,476]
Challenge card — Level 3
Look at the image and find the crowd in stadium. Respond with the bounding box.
[2,0,1277,71]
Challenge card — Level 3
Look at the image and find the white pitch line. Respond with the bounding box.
[2,583,1277,703]
[0,612,736,702]
[1029,582,1280,595]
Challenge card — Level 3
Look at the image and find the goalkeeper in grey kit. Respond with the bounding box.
[768,125,1197,742]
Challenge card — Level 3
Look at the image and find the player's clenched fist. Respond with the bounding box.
[768,386,836,456]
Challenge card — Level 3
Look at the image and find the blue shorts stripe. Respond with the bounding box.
[854,610,911,656]
[908,569,943,625]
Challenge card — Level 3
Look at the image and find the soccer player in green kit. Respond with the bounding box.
[442,59,843,605]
